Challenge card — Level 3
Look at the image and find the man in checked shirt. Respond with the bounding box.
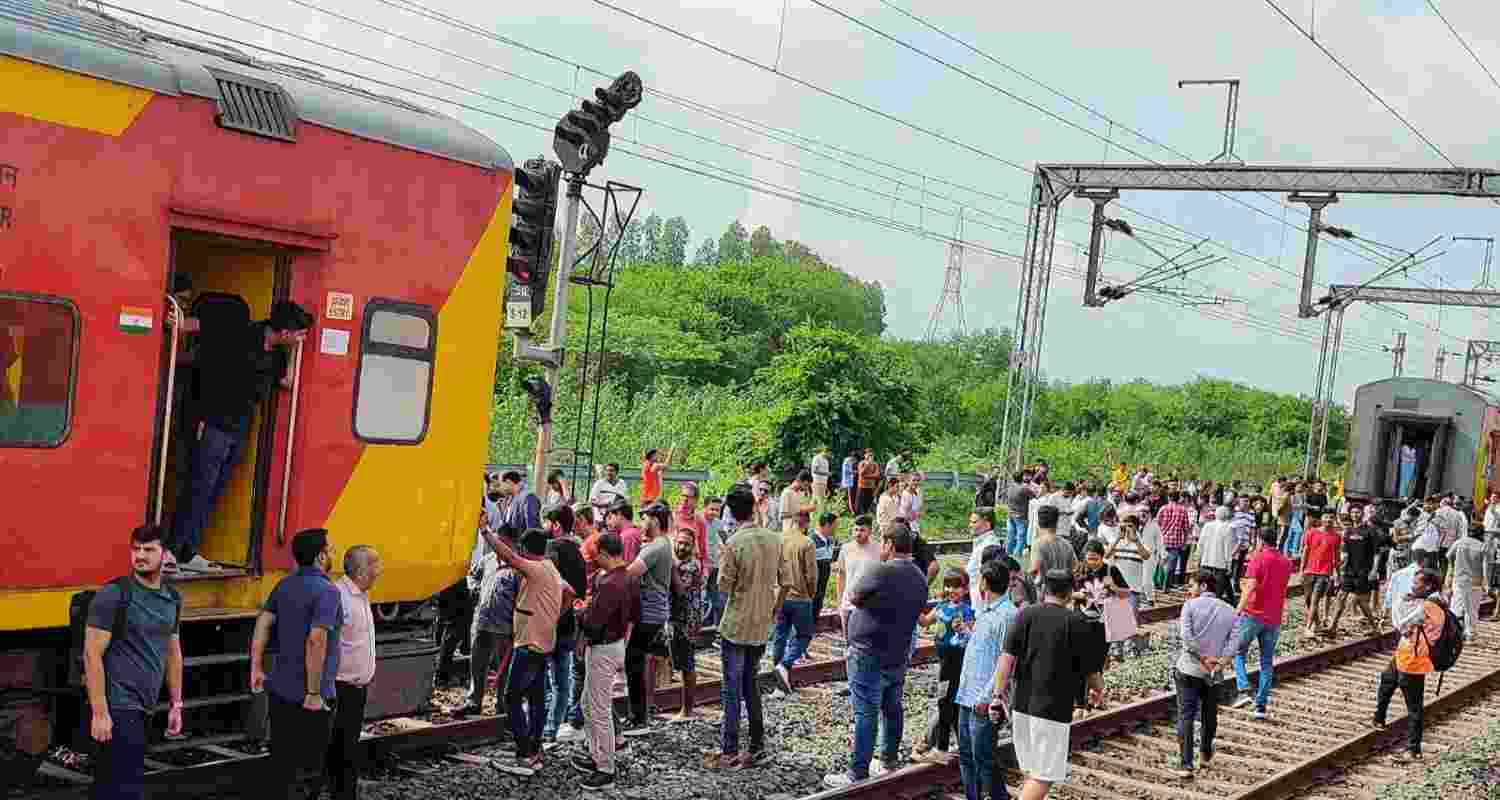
[1228,498,1257,595]
[1156,492,1192,590]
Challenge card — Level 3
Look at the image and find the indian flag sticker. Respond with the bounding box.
[118,306,154,334]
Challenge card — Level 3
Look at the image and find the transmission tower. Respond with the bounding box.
[924,210,968,340]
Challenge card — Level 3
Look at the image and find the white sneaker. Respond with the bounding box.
[180,555,222,572]
[822,773,858,789]
[870,758,889,777]
[555,723,584,743]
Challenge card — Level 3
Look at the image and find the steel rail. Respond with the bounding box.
[806,598,1496,800]
[14,639,939,799]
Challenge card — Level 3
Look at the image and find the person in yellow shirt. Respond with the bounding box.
[1111,463,1130,493]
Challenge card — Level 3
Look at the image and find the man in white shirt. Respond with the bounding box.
[810,448,832,502]
[318,545,381,800]
[780,471,817,534]
[589,463,629,515]
[1411,498,1443,567]
[834,516,882,637]
[1197,506,1236,598]
[966,508,1004,607]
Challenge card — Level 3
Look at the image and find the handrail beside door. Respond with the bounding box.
[276,337,306,546]
[154,295,184,526]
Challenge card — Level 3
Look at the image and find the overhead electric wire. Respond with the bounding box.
[578,0,1462,348]
[1263,0,1458,167]
[874,0,1199,164]
[99,0,1393,360]
[368,0,1426,336]
[1424,0,1500,95]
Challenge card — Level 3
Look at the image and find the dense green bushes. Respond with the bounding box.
[489,218,1345,487]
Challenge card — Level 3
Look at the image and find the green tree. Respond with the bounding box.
[719,220,748,263]
[660,216,690,266]
[755,324,920,465]
[748,224,781,260]
[640,213,663,263]
[608,217,643,263]
[693,237,717,266]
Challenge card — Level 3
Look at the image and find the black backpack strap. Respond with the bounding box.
[110,576,133,644]
[166,584,183,632]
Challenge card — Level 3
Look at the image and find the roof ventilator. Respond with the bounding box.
[207,67,297,142]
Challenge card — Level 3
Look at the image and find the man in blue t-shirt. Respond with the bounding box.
[252,529,343,800]
[823,527,929,788]
[84,525,183,800]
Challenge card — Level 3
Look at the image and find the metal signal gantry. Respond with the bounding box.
[999,161,1500,471]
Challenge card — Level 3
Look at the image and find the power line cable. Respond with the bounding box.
[1424,0,1500,94]
[104,1,1395,357]
[368,0,1426,327]
[1263,0,1458,167]
[579,0,1457,341]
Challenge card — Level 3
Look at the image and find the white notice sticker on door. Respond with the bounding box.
[320,328,350,356]
[325,291,354,321]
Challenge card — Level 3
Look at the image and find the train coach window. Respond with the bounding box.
[0,294,78,448]
[353,299,436,444]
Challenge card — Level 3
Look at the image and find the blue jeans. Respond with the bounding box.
[1006,517,1028,558]
[169,422,245,561]
[1233,617,1280,711]
[92,709,146,800]
[1164,548,1185,587]
[958,706,1006,800]
[1398,460,1417,498]
[542,637,576,738]
[847,653,906,780]
[505,647,549,757]
[719,641,765,755]
[1282,514,1304,556]
[771,600,816,668]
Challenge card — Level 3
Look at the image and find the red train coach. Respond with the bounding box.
[1,0,513,780]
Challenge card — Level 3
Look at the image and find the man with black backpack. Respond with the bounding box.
[1372,568,1457,761]
[82,524,183,800]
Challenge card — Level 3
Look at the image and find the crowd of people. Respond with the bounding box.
[79,451,1500,800]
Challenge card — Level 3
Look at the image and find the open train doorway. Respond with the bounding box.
[1378,414,1449,501]
[149,230,293,577]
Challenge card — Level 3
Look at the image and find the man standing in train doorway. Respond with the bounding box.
[168,301,312,572]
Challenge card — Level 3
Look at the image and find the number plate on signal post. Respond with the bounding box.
[505,284,532,329]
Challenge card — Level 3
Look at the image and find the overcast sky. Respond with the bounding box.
[123,0,1500,403]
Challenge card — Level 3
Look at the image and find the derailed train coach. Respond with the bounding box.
[1,0,513,783]
[1344,376,1500,513]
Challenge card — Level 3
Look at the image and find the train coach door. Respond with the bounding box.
[147,230,293,576]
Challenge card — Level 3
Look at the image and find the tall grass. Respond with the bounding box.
[490,378,759,489]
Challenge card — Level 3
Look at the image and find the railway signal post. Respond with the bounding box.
[510,71,643,487]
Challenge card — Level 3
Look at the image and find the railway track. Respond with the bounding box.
[14,626,943,799]
[804,600,1500,800]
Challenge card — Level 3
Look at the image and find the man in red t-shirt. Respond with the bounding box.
[1230,528,1293,718]
[1300,512,1343,635]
